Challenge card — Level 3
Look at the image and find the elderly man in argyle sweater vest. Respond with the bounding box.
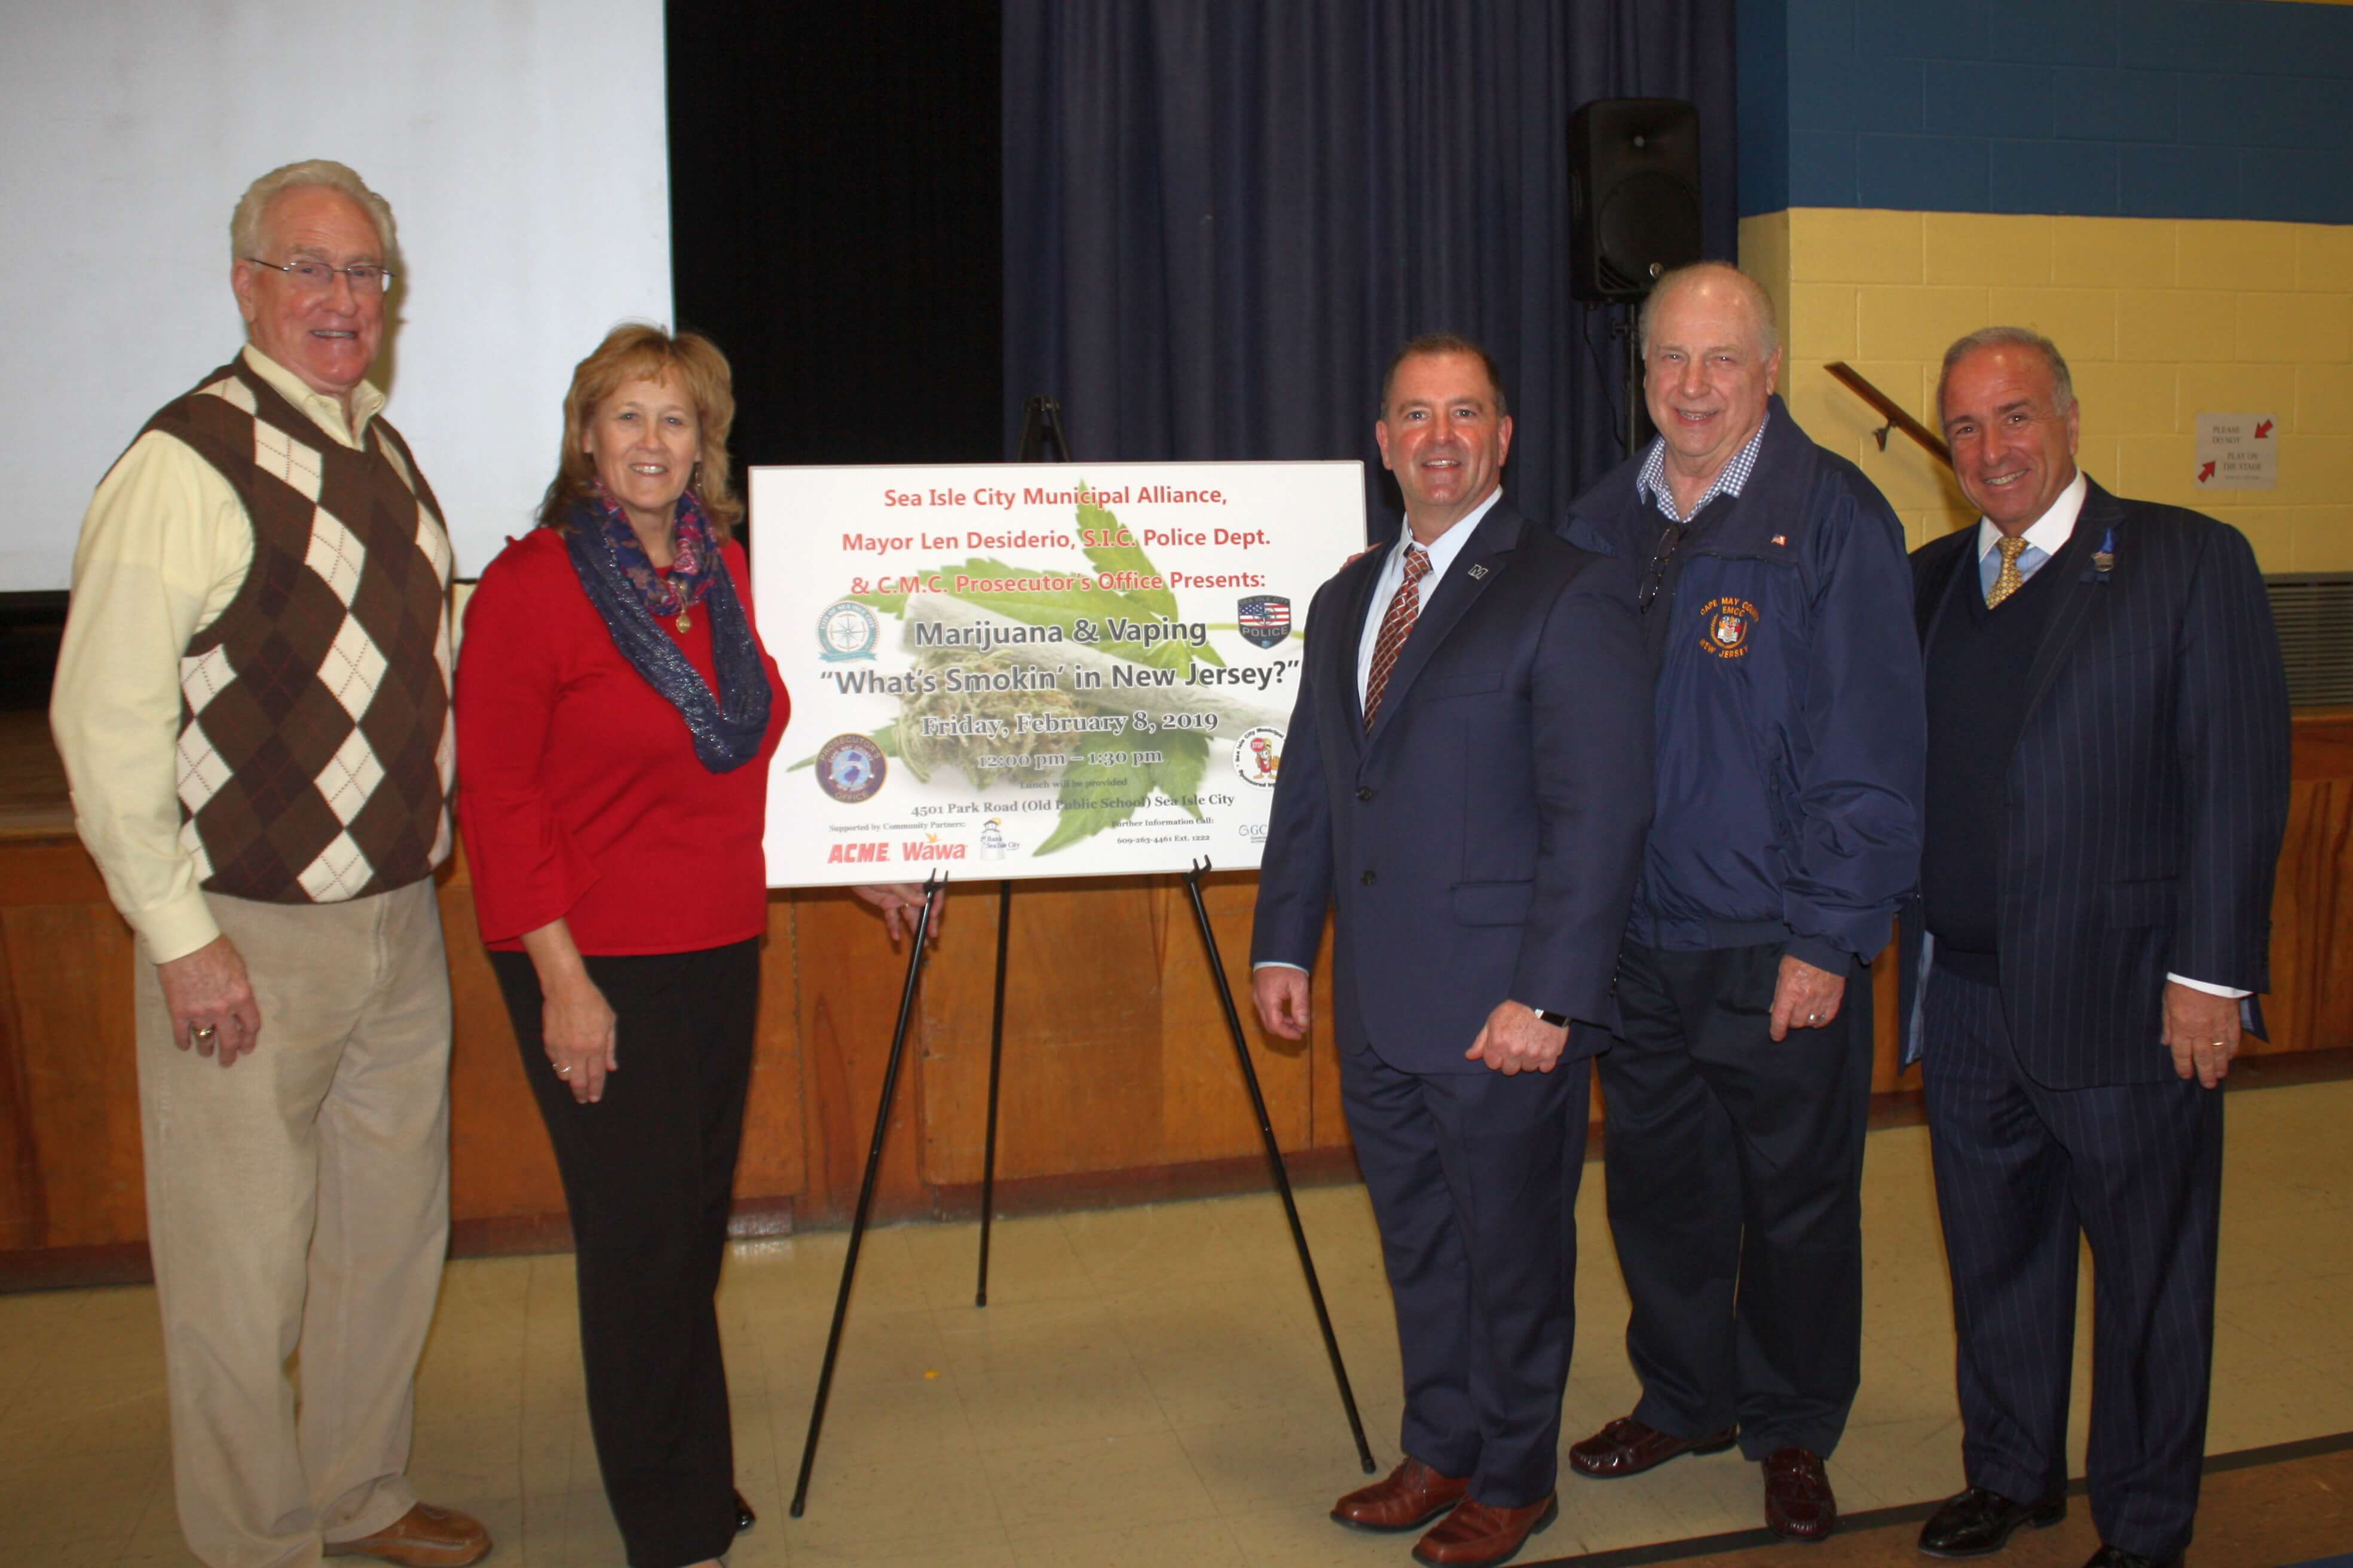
[51,161,488,1568]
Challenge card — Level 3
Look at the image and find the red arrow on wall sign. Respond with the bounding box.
[2254,419,2274,439]
[2198,460,2217,483]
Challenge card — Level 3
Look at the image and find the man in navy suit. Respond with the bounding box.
[1903,327,2290,1568]
[1252,336,1653,1568]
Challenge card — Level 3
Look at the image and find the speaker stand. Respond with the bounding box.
[1615,304,1658,462]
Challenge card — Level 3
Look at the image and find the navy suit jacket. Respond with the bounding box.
[1251,502,1655,1075]
[1898,480,2291,1088]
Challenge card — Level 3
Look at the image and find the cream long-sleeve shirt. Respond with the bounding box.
[51,347,390,964]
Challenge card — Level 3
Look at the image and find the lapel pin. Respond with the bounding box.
[1770,534,1786,546]
[2083,525,2116,581]
[1467,564,1489,580]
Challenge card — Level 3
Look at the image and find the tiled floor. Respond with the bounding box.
[4,1080,2350,1567]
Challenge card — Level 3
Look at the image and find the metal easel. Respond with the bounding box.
[789,400,1372,1516]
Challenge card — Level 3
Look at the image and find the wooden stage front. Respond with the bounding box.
[4,708,2349,1288]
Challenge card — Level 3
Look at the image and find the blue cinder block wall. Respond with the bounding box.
[1743,0,2353,222]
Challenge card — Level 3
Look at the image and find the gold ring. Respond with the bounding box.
[553,1062,571,1076]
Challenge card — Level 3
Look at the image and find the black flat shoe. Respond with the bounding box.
[1919,1485,2064,1557]
[734,1490,756,1534]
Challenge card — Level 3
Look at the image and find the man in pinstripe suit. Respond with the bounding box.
[1899,327,2291,1568]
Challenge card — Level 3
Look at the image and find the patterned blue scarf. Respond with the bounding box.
[565,489,773,773]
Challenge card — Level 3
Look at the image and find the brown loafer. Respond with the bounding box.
[1412,1493,1558,1567]
[1566,1414,1737,1479]
[1762,1446,1836,1541]
[1332,1456,1471,1532]
[324,1502,491,1568]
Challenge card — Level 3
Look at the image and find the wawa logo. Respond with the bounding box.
[901,834,967,863]
[825,834,969,865]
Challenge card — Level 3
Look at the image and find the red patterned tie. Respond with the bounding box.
[1363,544,1431,731]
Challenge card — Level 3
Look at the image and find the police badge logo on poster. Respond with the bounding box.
[1237,595,1291,649]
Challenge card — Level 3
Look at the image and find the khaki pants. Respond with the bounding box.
[134,880,452,1568]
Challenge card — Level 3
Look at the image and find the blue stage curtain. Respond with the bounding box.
[1002,0,1738,537]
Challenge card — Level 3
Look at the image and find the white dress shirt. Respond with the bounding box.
[1975,468,2087,597]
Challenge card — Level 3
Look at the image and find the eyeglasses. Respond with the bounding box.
[244,258,395,294]
[1638,521,1687,614]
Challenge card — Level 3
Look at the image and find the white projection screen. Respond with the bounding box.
[1,0,674,592]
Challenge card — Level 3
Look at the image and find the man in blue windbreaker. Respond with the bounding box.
[1558,262,1925,1544]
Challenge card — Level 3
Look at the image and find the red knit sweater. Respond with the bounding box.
[454,529,787,954]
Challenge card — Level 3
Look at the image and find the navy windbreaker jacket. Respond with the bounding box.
[1561,396,1926,972]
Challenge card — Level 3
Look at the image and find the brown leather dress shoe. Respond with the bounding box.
[324,1502,491,1568]
[1331,1456,1471,1532]
[1761,1447,1836,1541]
[1566,1414,1738,1479]
[1412,1493,1559,1567]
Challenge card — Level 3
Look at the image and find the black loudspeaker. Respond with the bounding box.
[1568,98,1703,303]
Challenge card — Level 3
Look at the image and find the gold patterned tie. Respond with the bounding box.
[1985,536,2030,608]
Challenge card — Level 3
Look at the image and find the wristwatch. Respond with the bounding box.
[1531,1007,1570,1028]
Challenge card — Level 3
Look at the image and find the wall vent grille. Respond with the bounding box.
[2269,574,2353,710]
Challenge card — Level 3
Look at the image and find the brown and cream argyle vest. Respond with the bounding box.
[143,358,455,904]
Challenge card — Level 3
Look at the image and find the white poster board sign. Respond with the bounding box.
[753,461,1365,888]
[2195,412,2279,491]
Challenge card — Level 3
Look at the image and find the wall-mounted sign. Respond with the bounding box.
[2195,412,2278,490]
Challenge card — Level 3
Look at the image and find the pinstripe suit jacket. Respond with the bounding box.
[1897,479,2291,1088]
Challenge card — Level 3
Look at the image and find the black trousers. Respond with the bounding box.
[1598,941,1873,1458]
[1341,1035,1590,1507]
[1921,968,2222,1562]
[492,939,758,1568]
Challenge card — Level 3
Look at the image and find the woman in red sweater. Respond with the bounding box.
[455,324,921,1568]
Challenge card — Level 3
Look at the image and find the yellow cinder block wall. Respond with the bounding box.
[1739,208,2353,572]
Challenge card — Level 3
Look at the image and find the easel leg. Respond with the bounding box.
[1183,859,1377,1474]
[975,878,1012,1306]
[789,875,946,1518]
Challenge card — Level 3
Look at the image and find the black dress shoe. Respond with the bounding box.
[2083,1548,2180,1568]
[1918,1485,2064,1557]
[734,1490,756,1534]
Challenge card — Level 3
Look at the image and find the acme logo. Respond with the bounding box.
[826,842,891,863]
